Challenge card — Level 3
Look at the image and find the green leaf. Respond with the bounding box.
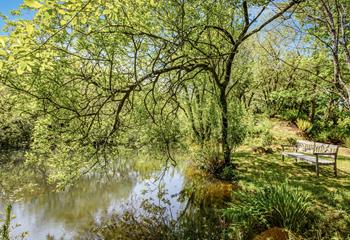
[58,9,66,15]
[17,62,27,75]
[60,19,67,25]
[26,24,35,34]
[24,0,42,9]
[103,9,111,15]
[0,49,7,56]
[0,37,6,48]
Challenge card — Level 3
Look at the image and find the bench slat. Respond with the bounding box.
[282,152,334,165]
[281,140,338,177]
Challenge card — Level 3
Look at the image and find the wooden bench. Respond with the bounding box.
[281,140,339,177]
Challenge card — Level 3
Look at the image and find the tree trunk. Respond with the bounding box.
[309,98,316,123]
[220,86,231,165]
[324,99,334,122]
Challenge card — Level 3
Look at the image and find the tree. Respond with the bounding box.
[0,0,303,181]
[297,0,350,110]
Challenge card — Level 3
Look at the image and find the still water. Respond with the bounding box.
[2,164,185,239]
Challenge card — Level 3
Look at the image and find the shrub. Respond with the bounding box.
[344,137,350,149]
[296,119,313,133]
[286,137,297,146]
[0,118,32,150]
[282,109,299,122]
[327,128,345,144]
[195,144,222,172]
[261,131,274,147]
[196,145,237,181]
[219,164,236,181]
[248,121,270,138]
[223,183,314,239]
[314,131,329,143]
[338,117,350,135]
[312,128,344,144]
[228,103,247,150]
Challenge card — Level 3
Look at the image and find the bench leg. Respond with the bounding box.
[282,155,284,161]
[316,163,319,177]
[334,163,337,177]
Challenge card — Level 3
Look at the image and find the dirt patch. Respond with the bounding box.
[339,147,350,156]
[269,118,303,141]
[253,227,290,240]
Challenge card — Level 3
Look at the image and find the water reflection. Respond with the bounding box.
[1,166,184,240]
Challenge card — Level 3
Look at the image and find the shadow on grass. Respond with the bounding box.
[232,151,350,237]
[232,151,350,212]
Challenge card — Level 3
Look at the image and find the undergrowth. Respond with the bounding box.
[223,183,315,239]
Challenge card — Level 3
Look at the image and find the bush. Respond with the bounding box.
[286,137,297,146]
[196,144,222,172]
[327,128,344,144]
[195,144,237,180]
[247,119,270,138]
[282,109,299,122]
[228,103,247,150]
[219,164,236,181]
[338,117,350,135]
[223,183,314,239]
[313,128,345,144]
[296,119,312,133]
[344,137,350,149]
[314,130,329,143]
[261,131,274,147]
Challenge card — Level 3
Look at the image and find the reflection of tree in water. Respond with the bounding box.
[10,165,185,239]
[83,187,225,240]
[19,174,136,231]
[81,167,228,240]
[4,156,190,239]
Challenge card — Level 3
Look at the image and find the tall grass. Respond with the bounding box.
[223,183,314,239]
[0,205,12,240]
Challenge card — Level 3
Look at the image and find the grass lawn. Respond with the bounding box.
[230,118,350,238]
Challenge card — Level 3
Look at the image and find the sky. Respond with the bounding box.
[0,0,30,31]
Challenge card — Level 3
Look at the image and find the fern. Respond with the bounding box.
[296,119,313,133]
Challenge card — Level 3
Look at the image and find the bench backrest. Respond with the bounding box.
[296,140,339,154]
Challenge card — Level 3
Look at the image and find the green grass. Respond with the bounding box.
[231,118,350,239]
[224,182,314,239]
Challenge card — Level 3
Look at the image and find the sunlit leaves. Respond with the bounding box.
[16,62,27,75]
[0,49,7,57]
[0,37,6,48]
[23,0,42,9]
[25,23,35,35]
[0,0,306,185]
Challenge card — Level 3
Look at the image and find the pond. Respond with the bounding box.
[0,154,187,240]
